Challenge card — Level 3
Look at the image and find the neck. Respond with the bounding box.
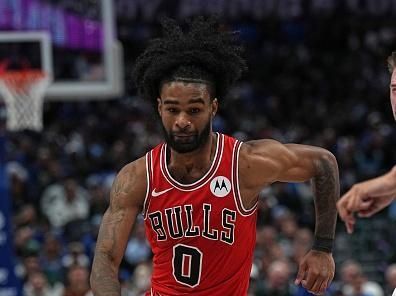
[167,133,217,183]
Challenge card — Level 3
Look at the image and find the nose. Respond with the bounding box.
[175,113,191,130]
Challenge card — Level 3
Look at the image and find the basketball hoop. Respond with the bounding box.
[0,70,51,131]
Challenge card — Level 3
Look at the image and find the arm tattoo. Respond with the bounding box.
[91,212,124,295]
[90,172,131,296]
[90,253,121,295]
[311,156,340,239]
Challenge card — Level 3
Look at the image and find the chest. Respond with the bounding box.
[145,178,237,245]
[166,165,210,184]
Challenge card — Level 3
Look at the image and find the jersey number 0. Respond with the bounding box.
[172,244,203,288]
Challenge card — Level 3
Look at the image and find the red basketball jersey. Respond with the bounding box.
[143,133,257,296]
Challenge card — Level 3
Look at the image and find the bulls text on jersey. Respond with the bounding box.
[147,203,237,245]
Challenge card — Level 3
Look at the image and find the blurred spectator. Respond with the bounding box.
[385,264,396,295]
[291,228,313,268]
[62,242,90,269]
[86,176,110,219]
[14,204,37,228]
[124,219,151,270]
[40,176,90,228]
[18,255,41,283]
[276,210,299,257]
[249,263,260,296]
[63,265,92,296]
[14,226,37,256]
[255,260,297,296]
[125,262,152,296]
[7,161,30,211]
[39,234,65,285]
[340,260,384,296]
[23,271,63,296]
[256,226,278,254]
[80,216,102,261]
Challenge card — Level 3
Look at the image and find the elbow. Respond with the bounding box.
[322,150,337,165]
[314,150,339,176]
[318,149,337,166]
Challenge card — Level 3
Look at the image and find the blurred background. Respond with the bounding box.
[1,0,396,295]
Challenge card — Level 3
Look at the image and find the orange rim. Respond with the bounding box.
[0,70,46,93]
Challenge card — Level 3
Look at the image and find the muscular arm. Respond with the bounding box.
[240,140,340,240]
[90,157,147,295]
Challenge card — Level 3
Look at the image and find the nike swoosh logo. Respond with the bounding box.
[151,187,173,197]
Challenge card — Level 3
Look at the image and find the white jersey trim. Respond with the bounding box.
[232,141,257,216]
[160,133,224,191]
[142,151,153,220]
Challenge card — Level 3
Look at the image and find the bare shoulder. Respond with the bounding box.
[240,139,330,163]
[241,139,287,154]
[238,139,334,185]
[240,139,294,167]
[237,139,290,186]
[234,139,288,206]
[109,155,148,211]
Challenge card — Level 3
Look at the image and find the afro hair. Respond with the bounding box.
[133,16,247,103]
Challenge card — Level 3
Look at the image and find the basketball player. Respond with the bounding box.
[91,17,339,296]
[337,52,396,234]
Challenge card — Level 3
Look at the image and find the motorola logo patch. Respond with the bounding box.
[210,176,231,197]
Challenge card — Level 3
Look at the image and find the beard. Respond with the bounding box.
[162,120,211,153]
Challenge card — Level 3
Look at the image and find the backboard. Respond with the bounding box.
[0,0,123,101]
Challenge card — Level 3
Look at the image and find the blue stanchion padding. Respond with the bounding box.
[0,146,22,296]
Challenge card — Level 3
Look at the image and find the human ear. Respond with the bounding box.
[211,98,218,117]
[157,98,162,116]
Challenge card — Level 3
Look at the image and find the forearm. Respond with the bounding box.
[90,210,124,296]
[387,166,396,199]
[89,161,144,295]
[365,166,396,197]
[312,153,340,240]
[90,251,120,296]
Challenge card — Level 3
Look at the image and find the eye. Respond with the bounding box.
[167,108,178,113]
[189,108,201,114]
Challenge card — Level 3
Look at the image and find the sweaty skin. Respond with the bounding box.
[91,81,339,296]
[337,68,396,233]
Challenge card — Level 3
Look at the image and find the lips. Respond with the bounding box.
[172,133,196,137]
[174,134,193,137]
[172,133,196,142]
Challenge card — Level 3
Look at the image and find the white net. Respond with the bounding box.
[0,71,51,132]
